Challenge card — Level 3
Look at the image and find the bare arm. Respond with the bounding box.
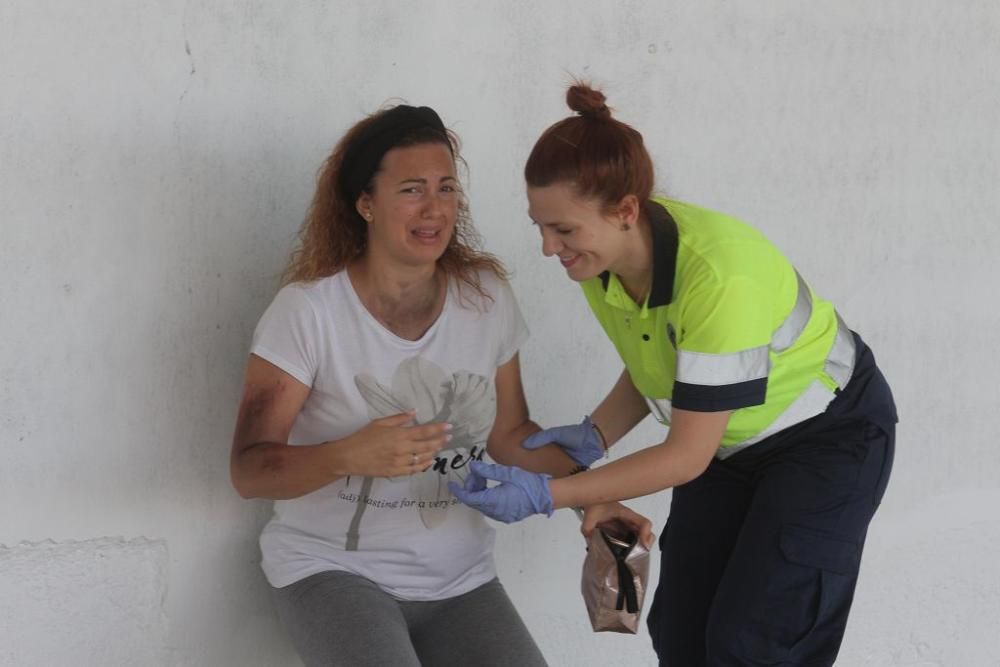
[548,408,731,509]
[589,368,651,449]
[485,353,578,476]
[230,355,451,500]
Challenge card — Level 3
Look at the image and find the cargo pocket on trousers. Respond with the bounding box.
[780,525,861,576]
[775,525,863,659]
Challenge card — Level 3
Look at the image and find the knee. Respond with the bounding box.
[704,579,848,667]
[705,595,811,665]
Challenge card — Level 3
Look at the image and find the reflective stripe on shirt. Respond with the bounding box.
[717,312,856,458]
[675,345,770,386]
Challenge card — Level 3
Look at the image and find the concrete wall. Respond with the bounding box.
[2,1,997,665]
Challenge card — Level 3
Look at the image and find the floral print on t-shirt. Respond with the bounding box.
[354,355,495,528]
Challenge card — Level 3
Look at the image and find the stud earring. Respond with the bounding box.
[621,223,631,231]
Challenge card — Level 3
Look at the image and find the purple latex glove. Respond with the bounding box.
[521,415,605,467]
[449,461,553,524]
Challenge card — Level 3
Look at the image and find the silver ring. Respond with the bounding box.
[411,453,419,466]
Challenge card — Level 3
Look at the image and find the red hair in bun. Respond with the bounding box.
[566,84,612,120]
[526,81,654,211]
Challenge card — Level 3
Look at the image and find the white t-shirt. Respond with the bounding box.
[250,268,528,601]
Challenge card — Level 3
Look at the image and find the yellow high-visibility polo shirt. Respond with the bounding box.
[581,198,856,457]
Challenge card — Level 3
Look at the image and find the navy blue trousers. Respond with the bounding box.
[647,415,895,666]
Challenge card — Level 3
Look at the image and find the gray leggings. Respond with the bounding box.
[272,571,548,667]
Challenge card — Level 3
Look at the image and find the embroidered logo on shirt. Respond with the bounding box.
[667,323,678,349]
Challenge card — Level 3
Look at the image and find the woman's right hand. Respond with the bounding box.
[580,501,656,549]
[336,411,452,478]
[232,356,452,499]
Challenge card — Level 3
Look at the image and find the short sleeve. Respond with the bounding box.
[672,276,774,412]
[492,277,530,367]
[250,285,322,387]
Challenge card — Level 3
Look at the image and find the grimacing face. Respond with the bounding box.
[527,182,631,282]
[357,142,459,267]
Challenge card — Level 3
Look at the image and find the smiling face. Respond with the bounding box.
[527,182,632,282]
[356,142,459,268]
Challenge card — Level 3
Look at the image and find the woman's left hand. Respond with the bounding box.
[581,502,656,549]
[449,461,554,523]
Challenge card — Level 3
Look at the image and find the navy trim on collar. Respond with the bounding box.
[598,200,679,307]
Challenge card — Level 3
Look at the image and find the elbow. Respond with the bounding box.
[230,468,259,500]
[675,462,708,487]
[486,438,514,466]
[234,482,258,500]
[485,443,506,465]
[676,451,714,486]
[656,443,714,487]
[229,448,279,500]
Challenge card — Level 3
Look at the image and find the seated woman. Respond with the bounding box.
[229,104,649,667]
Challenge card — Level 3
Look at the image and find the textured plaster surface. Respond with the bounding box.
[1,1,996,665]
[0,538,170,665]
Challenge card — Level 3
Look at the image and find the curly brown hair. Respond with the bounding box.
[282,107,507,299]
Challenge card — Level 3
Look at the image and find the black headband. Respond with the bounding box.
[339,105,449,204]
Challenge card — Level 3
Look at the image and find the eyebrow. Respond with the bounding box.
[528,216,567,228]
[397,176,457,185]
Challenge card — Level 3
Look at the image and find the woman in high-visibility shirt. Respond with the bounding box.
[451,83,897,666]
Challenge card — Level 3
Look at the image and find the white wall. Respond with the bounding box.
[1,2,997,665]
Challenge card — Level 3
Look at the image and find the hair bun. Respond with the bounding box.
[566,83,611,120]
